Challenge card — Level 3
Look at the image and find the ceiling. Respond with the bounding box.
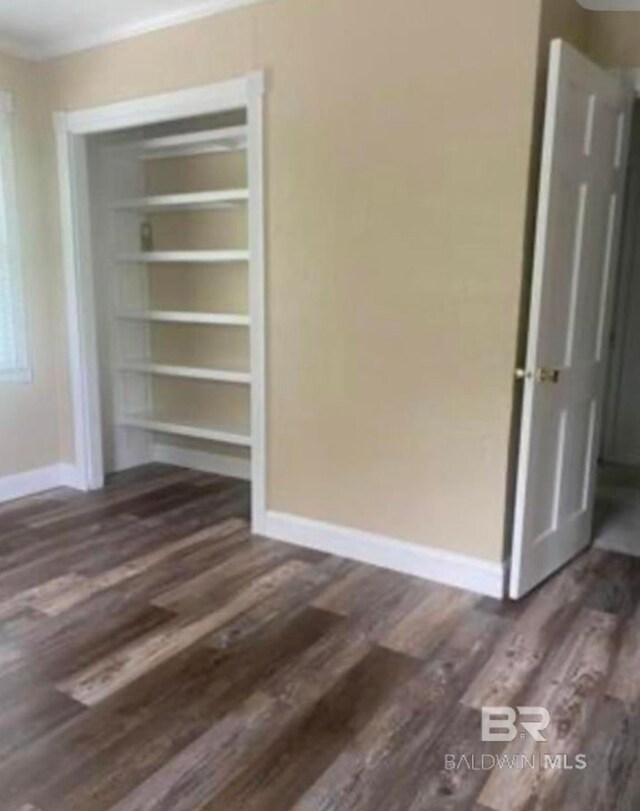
[0,0,264,60]
[0,0,638,62]
[577,0,640,7]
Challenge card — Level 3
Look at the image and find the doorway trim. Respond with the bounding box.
[601,69,640,467]
[55,73,267,532]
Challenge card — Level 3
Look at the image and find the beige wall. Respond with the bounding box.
[586,12,640,66]
[541,0,589,51]
[0,0,596,562]
[2,0,598,564]
[0,52,64,476]
[37,0,546,563]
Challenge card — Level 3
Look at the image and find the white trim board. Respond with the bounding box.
[0,0,268,62]
[63,74,264,135]
[56,73,267,535]
[264,511,506,599]
[0,463,84,504]
[153,443,250,481]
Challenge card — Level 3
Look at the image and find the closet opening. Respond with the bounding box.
[595,98,640,558]
[56,76,266,532]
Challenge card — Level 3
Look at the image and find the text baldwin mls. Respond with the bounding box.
[444,753,588,772]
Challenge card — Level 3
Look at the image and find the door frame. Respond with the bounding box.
[602,69,640,465]
[55,72,268,533]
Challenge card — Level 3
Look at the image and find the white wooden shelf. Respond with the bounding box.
[117,310,250,326]
[138,126,247,159]
[119,362,251,384]
[114,189,249,211]
[119,414,251,447]
[117,250,249,264]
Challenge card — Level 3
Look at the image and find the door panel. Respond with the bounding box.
[510,40,631,598]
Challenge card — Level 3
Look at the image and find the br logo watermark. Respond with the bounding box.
[443,706,588,773]
[482,706,550,742]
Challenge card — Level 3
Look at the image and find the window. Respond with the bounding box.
[0,91,28,383]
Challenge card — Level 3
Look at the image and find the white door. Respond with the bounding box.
[510,40,632,599]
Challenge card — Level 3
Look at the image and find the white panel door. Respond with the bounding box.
[510,40,632,599]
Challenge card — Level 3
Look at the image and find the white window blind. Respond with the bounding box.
[0,91,28,383]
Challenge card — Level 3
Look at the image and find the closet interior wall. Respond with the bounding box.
[87,109,253,482]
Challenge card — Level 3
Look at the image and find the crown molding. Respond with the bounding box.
[0,0,265,62]
[0,36,41,61]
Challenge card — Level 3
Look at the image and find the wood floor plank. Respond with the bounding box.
[582,552,640,616]
[478,608,619,811]
[0,572,89,621]
[290,608,505,811]
[0,465,639,811]
[23,481,203,535]
[0,682,82,762]
[1,592,176,682]
[198,646,420,811]
[29,518,246,616]
[152,536,309,614]
[103,619,383,811]
[0,515,133,591]
[58,561,311,704]
[312,564,434,648]
[78,507,247,572]
[399,705,496,811]
[204,555,357,651]
[461,552,601,710]
[39,527,253,638]
[312,565,418,617]
[23,470,199,529]
[0,494,72,534]
[607,599,640,704]
[26,609,342,811]
[544,694,640,811]
[381,584,477,659]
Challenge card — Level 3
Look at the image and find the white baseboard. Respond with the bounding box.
[0,462,84,504]
[264,511,506,599]
[153,443,251,481]
[57,463,86,490]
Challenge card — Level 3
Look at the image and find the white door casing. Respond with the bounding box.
[510,40,632,599]
[602,106,640,466]
[55,74,268,533]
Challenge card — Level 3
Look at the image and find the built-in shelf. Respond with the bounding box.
[114,189,249,211]
[117,310,250,326]
[117,250,250,264]
[138,126,248,160]
[119,362,251,384]
[119,414,251,447]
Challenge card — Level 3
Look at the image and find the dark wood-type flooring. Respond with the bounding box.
[0,464,639,810]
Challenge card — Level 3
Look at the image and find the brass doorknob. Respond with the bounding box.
[535,367,561,384]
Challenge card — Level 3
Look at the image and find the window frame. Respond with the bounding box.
[0,89,29,384]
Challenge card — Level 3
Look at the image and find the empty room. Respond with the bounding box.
[1,0,640,809]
